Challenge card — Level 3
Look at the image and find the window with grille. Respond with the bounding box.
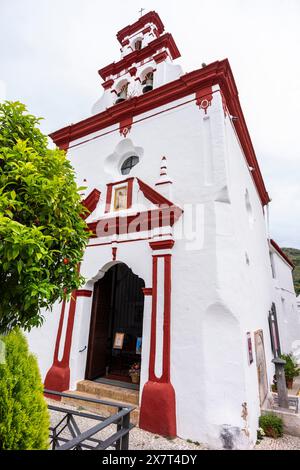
[121,155,139,175]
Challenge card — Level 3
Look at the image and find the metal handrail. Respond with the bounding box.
[45,388,136,411]
[45,388,135,450]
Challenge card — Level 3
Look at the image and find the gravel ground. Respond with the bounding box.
[47,399,300,450]
[47,399,206,450]
[255,435,300,450]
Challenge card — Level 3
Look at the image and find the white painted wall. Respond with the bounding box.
[25,300,61,380]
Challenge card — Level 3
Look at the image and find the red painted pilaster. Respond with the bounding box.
[44,288,91,398]
[139,240,176,437]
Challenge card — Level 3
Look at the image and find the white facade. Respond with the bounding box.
[26,11,299,449]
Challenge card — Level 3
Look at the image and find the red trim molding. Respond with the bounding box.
[270,239,294,269]
[137,178,174,207]
[44,293,78,397]
[196,86,213,113]
[81,188,101,219]
[149,239,175,250]
[153,51,169,64]
[98,33,180,80]
[105,184,113,213]
[119,116,133,137]
[76,289,93,297]
[142,287,153,296]
[50,59,270,206]
[102,79,114,90]
[116,11,165,44]
[128,67,137,77]
[112,246,117,261]
[142,26,151,35]
[89,206,182,238]
[104,177,134,213]
[140,250,176,436]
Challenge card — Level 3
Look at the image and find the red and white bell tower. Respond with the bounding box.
[92,11,182,115]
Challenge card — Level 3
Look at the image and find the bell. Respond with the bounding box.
[142,83,153,94]
[115,97,125,104]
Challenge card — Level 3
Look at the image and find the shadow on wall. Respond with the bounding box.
[202,302,251,449]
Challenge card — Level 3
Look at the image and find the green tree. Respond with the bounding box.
[0,329,50,449]
[282,247,300,296]
[0,101,89,333]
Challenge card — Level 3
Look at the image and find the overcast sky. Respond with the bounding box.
[0,0,299,248]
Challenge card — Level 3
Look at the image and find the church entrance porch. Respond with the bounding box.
[85,263,145,390]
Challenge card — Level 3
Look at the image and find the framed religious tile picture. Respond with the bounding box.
[113,332,125,350]
[136,337,142,355]
[113,185,128,211]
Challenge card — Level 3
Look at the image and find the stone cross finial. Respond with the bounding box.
[139,8,145,17]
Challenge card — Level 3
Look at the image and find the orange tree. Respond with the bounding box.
[0,101,89,333]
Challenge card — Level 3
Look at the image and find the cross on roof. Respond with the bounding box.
[139,8,145,17]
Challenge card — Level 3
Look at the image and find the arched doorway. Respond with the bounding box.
[85,263,145,388]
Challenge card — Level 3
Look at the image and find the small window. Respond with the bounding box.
[134,39,142,51]
[121,155,139,175]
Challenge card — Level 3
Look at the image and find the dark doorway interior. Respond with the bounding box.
[85,264,145,385]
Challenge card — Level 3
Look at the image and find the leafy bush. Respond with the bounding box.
[0,329,49,449]
[0,101,89,333]
[280,353,300,381]
[259,414,283,439]
[256,427,265,442]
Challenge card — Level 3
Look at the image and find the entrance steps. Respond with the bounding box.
[62,380,140,425]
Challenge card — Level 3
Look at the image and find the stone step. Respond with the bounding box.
[76,380,140,406]
[62,390,139,425]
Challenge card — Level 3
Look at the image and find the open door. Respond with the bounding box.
[85,263,145,384]
[85,273,112,380]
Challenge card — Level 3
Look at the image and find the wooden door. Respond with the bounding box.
[85,273,112,380]
[254,329,269,406]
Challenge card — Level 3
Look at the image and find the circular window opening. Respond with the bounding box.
[121,155,139,175]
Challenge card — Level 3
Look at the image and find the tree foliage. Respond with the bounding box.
[282,247,300,296]
[0,329,50,449]
[0,101,89,333]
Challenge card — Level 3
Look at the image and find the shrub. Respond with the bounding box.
[280,353,300,382]
[259,414,283,439]
[0,329,49,449]
[256,427,265,442]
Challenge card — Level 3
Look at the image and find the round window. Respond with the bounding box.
[121,155,139,175]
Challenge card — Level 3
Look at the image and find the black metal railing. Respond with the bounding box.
[45,389,135,450]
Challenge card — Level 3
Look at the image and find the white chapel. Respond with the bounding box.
[27,11,299,449]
